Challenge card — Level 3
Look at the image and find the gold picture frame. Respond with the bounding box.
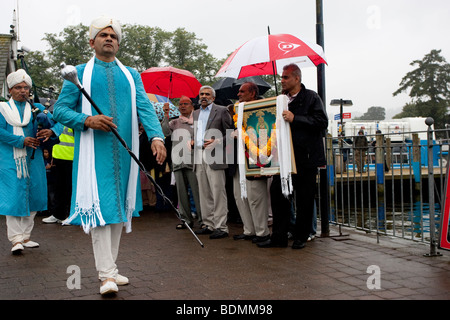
[235,97,297,177]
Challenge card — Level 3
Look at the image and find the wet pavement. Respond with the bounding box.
[1,209,450,303]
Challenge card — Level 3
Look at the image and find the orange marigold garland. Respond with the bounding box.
[234,112,276,167]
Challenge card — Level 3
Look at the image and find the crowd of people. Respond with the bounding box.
[0,15,328,296]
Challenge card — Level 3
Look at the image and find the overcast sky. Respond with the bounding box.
[1,0,450,120]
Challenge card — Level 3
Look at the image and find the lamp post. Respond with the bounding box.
[316,0,325,106]
[331,99,353,135]
[316,0,331,237]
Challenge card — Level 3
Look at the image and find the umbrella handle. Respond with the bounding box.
[168,72,172,100]
[268,26,279,96]
[271,62,278,96]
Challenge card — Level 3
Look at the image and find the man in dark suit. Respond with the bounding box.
[193,86,233,239]
[258,64,328,249]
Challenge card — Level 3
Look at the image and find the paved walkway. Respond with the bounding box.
[1,209,449,301]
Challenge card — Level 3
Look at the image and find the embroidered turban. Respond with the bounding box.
[89,15,122,44]
[7,69,32,89]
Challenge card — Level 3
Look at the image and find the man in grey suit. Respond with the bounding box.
[161,96,202,230]
[193,86,233,239]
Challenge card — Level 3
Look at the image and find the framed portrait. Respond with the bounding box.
[440,163,450,251]
[235,97,296,177]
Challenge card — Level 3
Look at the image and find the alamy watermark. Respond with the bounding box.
[65,264,382,291]
[171,126,276,166]
[366,265,381,290]
[366,5,382,30]
[66,265,81,290]
[65,5,82,26]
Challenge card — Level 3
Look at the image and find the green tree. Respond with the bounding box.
[354,106,385,120]
[165,28,220,85]
[40,24,91,92]
[261,75,280,98]
[43,24,92,73]
[22,24,222,97]
[21,51,57,99]
[393,49,450,129]
[117,24,170,72]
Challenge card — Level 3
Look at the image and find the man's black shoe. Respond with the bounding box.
[209,230,229,239]
[252,235,270,243]
[233,234,255,240]
[195,227,213,235]
[257,239,287,248]
[292,240,306,249]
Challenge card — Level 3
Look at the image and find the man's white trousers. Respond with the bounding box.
[91,223,123,281]
[6,211,37,244]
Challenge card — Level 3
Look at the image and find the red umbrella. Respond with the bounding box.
[141,66,202,99]
[215,34,327,79]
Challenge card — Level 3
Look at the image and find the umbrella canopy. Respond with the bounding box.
[212,76,272,100]
[215,34,327,79]
[146,93,180,121]
[141,66,202,99]
[147,93,170,103]
[211,77,236,100]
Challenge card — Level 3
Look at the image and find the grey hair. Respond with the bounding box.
[283,63,302,80]
[199,85,216,98]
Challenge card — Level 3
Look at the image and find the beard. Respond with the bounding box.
[200,97,213,106]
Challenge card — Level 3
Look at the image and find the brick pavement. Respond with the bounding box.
[1,209,450,302]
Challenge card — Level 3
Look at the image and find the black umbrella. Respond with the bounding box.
[212,76,271,100]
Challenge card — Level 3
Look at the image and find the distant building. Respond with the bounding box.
[1,10,20,101]
[0,33,15,101]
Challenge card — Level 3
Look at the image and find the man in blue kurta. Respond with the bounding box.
[53,16,166,295]
[0,69,62,254]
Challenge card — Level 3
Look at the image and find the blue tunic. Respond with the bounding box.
[53,58,164,227]
[0,101,62,217]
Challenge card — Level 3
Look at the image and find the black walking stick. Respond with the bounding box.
[60,63,204,248]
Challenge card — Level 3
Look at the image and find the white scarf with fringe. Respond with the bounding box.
[237,102,247,199]
[0,99,31,179]
[276,95,293,197]
[66,57,138,234]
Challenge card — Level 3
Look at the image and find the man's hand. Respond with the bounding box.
[84,115,117,132]
[203,138,219,149]
[282,110,294,123]
[163,103,170,118]
[151,139,167,165]
[36,129,54,143]
[24,136,40,149]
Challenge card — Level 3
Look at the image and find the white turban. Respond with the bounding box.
[7,69,32,89]
[89,15,122,44]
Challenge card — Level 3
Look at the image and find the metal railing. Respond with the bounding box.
[321,119,448,255]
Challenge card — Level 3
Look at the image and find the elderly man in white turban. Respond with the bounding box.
[0,69,62,254]
[53,16,166,296]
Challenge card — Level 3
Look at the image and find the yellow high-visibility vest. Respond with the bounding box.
[52,126,74,160]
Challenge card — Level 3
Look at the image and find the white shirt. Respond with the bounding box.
[196,103,212,147]
[286,92,298,104]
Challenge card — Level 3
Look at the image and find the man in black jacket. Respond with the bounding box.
[258,64,328,249]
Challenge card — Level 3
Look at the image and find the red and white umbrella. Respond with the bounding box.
[215,34,327,79]
[141,66,202,99]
